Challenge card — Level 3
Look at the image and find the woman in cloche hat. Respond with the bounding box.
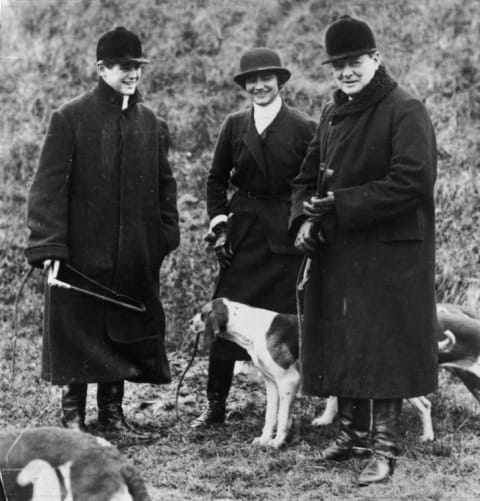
[192,47,316,429]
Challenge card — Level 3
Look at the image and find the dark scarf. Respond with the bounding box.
[332,65,397,118]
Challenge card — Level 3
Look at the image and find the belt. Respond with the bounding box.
[235,189,290,202]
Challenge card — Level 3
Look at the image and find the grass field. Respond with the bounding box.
[1,0,480,498]
[1,154,480,500]
[2,326,480,500]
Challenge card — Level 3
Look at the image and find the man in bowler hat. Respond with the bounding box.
[291,16,437,484]
[26,27,179,436]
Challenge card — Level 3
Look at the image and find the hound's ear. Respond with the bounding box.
[200,301,213,320]
[200,302,217,332]
[210,298,229,334]
[211,298,228,332]
[205,311,220,337]
[203,299,228,345]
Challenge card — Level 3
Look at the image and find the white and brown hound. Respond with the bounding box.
[190,298,300,448]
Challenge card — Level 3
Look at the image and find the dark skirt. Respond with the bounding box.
[212,218,302,361]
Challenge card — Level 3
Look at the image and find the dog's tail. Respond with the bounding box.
[438,329,456,353]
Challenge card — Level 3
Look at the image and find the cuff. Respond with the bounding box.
[208,214,228,233]
[24,243,69,268]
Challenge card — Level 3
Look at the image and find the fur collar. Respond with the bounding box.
[332,65,397,118]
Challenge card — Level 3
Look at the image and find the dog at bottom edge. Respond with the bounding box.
[0,427,151,501]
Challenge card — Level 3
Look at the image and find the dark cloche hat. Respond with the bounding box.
[96,26,149,64]
[233,47,291,87]
[322,15,376,65]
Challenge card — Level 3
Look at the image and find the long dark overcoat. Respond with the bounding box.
[290,67,438,399]
[207,103,316,359]
[25,79,179,385]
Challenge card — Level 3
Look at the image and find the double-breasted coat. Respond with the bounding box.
[207,103,316,360]
[290,67,438,398]
[25,79,180,385]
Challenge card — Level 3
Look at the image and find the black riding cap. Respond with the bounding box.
[96,26,149,64]
[322,15,376,65]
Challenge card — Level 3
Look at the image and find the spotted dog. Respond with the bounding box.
[190,298,300,448]
[0,427,151,501]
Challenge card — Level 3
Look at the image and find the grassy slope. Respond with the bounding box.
[1,0,480,499]
[1,0,479,336]
[2,337,480,499]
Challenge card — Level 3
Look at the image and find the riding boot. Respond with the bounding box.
[191,357,234,429]
[61,383,88,432]
[97,381,142,436]
[358,398,402,486]
[321,398,371,461]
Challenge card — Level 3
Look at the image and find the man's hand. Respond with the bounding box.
[303,192,335,220]
[295,220,323,256]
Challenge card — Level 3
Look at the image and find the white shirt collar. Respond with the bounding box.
[253,94,283,134]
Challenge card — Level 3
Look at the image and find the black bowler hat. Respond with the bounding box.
[233,47,291,87]
[96,26,149,64]
[322,15,376,65]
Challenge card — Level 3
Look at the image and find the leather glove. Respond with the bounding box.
[214,231,233,268]
[302,192,335,221]
[294,220,325,257]
[204,222,233,268]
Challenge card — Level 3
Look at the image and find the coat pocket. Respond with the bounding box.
[378,208,424,242]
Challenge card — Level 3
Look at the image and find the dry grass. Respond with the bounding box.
[1,0,480,498]
[2,329,480,500]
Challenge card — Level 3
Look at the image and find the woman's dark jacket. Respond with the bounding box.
[290,67,438,399]
[25,79,179,384]
[208,103,316,257]
[207,102,316,360]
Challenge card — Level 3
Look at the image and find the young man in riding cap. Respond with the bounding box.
[291,15,437,485]
[26,27,179,437]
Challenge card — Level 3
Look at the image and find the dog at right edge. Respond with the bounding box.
[313,302,480,442]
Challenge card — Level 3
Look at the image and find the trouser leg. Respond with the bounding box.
[206,356,235,401]
[97,380,131,433]
[191,356,235,428]
[97,381,153,439]
[61,383,88,432]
